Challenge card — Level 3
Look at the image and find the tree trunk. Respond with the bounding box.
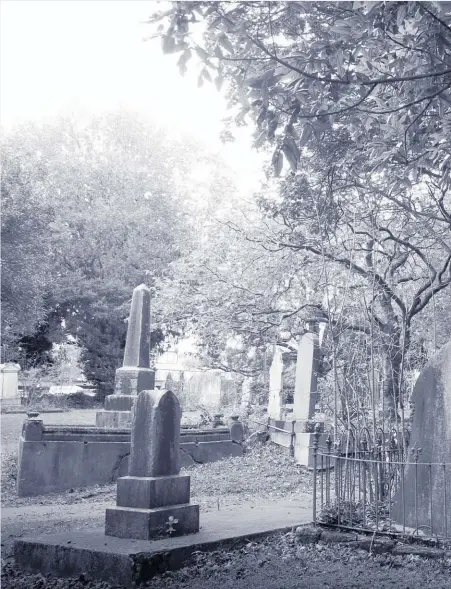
[380,320,410,423]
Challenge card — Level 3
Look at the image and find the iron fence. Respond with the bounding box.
[252,417,297,456]
[311,425,450,540]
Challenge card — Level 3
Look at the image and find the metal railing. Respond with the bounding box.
[311,425,450,540]
[252,417,297,457]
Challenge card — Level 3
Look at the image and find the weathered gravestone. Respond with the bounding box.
[96,284,155,428]
[0,363,21,407]
[268,345,283,420]
[293,322,320,420]
[392,340,451,536]
[240,377,252,411]
[291,320,327,468]
[105,389,199,540]
[183,370,222,410]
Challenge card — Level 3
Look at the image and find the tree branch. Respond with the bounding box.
[418,2,451,36]
[277,239,407,318]
[249,35,451,86]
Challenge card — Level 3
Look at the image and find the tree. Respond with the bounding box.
[1,112,232,394]
[151,2,451,422]
[261,171,451,419]
[150,1,451,187]
[154,189,321,374]
[1,134,54,357]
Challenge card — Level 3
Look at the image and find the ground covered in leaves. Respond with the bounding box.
[1,412,313,558]
[2,532,451,589]
[5,411,448,588]
[2,437,312,508]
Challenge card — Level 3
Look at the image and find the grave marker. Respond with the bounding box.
[392,340,451,536]
[0,363,21,407]
[268,345,283,420]
[96,284,155,428]
[240,377,252,411]
[293,322,320,420]
[105,389,199,540]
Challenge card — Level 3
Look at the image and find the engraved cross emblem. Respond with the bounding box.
[166,515,179,533]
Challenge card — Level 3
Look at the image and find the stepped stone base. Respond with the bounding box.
[95,366,156,428]
[114,367,155,396]
[106,472,199,540]
[117,475,191,509]
[105,503,200,540]
[96,393,136,427]
[105,395,136,411]
[294,431,328,469]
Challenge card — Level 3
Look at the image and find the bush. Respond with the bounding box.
[319,499,393,532]
[24,391,101,410]
[78,315,127,401]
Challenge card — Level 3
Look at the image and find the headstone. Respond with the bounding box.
[240,377,252,410]
[128,389,181,477]
[105,389,199,540]
[228,415,244,443]
[392,341,451,536]
[290,321,327,469]
[0,363,21,406]
[268,345,283,419]
[96,284,155,428]
[183,370,222,409]
[293,325,320,420]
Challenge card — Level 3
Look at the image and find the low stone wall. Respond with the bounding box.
[268,419,330,469]
[17,419,243,497]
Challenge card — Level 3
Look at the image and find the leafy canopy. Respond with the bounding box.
[150,1,451,189]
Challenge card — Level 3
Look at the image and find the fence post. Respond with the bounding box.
[325,434,332,505]
[289,420,296,457]
[411,443,422,534]
[443,464,448,538]
[312,423,321,525]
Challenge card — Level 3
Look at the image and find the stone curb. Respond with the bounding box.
[1,409,68,414]
[293,525,449,559]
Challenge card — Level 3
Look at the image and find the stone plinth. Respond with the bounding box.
[97,392,136,427]
[105,503,200,540]
[96,284,155,428]
[294,432,328,469]
[116,474,191,508]
[105,389,199,540]
[268,418,328,469]
[95,410,134,429]
[113,366,155,397]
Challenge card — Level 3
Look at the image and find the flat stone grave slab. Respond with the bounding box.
[14,500,312,587]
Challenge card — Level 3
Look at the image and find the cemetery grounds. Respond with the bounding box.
[1,409,451,589]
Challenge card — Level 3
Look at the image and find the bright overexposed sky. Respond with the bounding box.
[0,0,263,189]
